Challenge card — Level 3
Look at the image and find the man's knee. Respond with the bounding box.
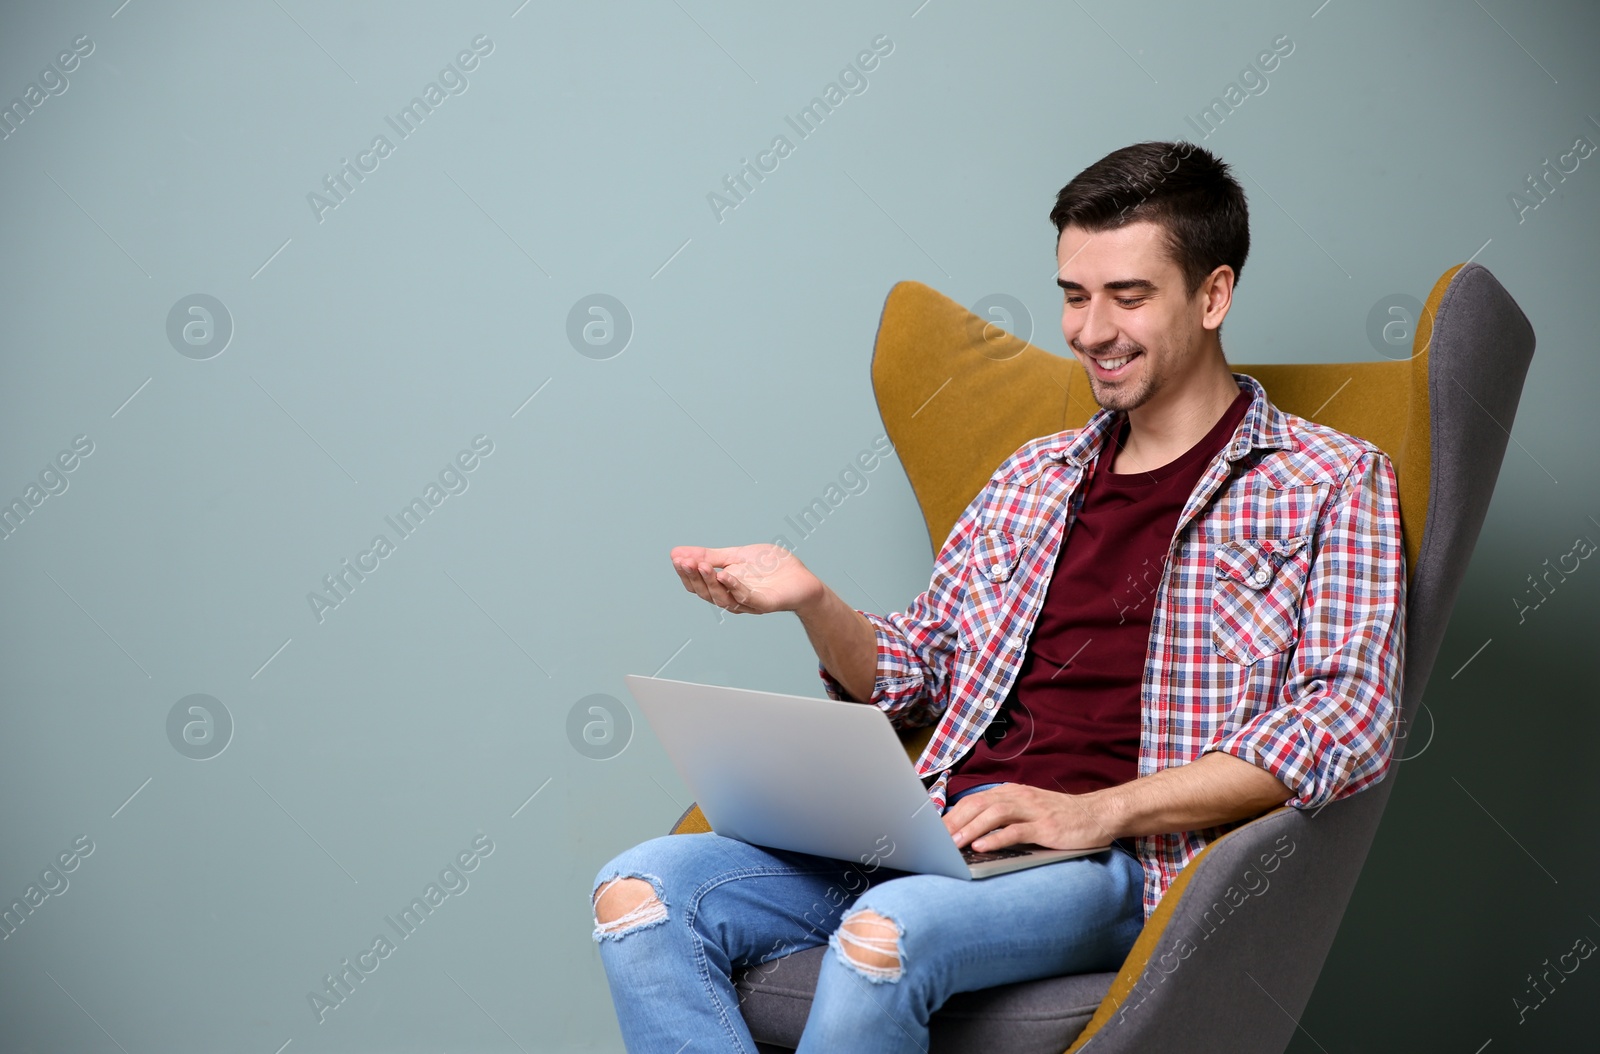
[592,875,668,940]
[832,908,903,982]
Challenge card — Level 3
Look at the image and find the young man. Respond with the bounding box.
[592,141,1405,1054]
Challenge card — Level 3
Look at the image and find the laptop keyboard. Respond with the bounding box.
[960,844,1032,864]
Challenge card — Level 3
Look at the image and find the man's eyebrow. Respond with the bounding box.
[1055,278,1159,292]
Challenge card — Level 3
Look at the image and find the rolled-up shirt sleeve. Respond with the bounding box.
[817,481,991,730]
[1201,449,1407,810]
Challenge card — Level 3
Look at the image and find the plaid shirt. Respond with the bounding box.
[818,371,1406,921]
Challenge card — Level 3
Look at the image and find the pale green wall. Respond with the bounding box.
[1,1,1596,1050]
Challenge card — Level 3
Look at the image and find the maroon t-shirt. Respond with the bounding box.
[945,384,1252,798]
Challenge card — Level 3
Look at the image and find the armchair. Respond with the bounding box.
[667,262,1535,1053]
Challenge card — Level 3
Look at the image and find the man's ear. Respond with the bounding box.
[1200,265,1235,332]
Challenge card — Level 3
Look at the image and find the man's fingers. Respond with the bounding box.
[674,561,713,602]
[947,792,1019,848]
[688,564,718,600]
[671,555,734,610]
[712,567,750,611]
[673,564,705,598]
[669,548,768,614]
[972,823,1024,851]
[699,564,742,610]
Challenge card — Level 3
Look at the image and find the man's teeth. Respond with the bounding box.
[1100,353,1137,369]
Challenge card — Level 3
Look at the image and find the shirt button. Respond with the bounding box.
[989,564,1005,579]
[982,699,996,710]
[1251,568,1269,585]
[1009,636,1024,649]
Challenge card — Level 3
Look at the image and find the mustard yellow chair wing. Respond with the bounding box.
[668,262,1535,1053]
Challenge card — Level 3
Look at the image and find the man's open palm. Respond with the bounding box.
[670,544,821,616]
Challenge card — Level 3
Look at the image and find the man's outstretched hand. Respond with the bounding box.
[671,544,823,617]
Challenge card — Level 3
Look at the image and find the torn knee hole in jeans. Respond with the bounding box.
[832,908,904,982]
[592,874,668,940]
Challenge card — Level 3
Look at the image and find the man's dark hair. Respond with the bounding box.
[1048,140,1250,302]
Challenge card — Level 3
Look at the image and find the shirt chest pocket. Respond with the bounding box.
[1211,536,1312,666]
[956,528,1029,651]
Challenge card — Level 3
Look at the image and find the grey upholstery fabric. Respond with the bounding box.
[695,262,1537,1052]
[736,944,1117,1053]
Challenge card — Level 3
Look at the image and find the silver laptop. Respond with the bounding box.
[623,674,1113,879]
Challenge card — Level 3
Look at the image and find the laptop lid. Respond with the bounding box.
[623,674,1109,879]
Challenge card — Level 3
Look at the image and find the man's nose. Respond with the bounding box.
[1072,300,1118,353]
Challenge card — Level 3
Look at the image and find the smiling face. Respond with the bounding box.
[1056,220,1231,415]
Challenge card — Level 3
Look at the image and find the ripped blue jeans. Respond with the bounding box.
[590,782,1145,1053]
